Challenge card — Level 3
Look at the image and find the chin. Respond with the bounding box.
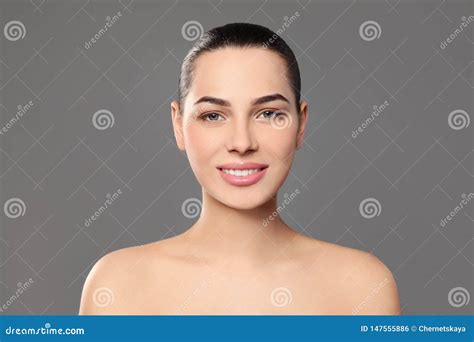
[223,198,265,210]
[215,188,276,210]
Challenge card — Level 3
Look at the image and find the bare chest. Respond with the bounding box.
[127,265,351,315]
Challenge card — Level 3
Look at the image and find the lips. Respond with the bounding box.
[216,162,269,186]
[216,162,269,170]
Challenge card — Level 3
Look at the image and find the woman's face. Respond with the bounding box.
[171,47,308,210]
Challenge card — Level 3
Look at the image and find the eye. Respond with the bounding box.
[257,109,283,119]
[201,112,224,121]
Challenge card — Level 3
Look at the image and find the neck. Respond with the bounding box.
[183,189,299,265]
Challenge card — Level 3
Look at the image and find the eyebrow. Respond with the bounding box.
[193,93,290,107]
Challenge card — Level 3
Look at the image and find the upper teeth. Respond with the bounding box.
[221,168,261,176]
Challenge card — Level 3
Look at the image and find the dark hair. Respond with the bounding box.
[178,22,301,112]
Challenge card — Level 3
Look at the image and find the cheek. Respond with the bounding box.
[261,128,298,164]
[184,125,222,167]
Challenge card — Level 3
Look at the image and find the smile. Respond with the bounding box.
[220,168,264,176]
[216,165,269,186]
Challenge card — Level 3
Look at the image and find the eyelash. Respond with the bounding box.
[200,110,283,122]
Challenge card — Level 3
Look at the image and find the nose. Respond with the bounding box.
[226,118,257,154]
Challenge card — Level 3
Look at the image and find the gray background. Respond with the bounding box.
[0,0,472,315]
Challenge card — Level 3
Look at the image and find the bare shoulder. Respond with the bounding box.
[78,244,143,314]
[304,238,401,315]
[79,236,182,315]
[347,249,401,315]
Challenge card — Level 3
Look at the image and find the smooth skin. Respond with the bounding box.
[79,47,401,315]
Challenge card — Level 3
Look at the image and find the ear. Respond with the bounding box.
[171,100,186,153]
[296,100,308,150]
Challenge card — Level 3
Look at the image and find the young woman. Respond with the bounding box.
[79,23,401,315]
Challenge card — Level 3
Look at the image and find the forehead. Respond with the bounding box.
[188,47,293,103]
